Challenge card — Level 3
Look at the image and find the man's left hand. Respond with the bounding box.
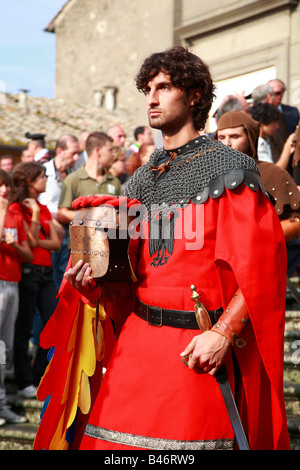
[180,331,231,376]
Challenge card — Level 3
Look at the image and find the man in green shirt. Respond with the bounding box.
[58,132,123,225]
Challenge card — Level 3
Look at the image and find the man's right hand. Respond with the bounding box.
[64,259,98,304]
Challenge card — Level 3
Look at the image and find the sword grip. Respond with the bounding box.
[215,364,228,384]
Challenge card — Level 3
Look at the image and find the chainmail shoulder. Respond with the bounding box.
[125,136,267,216]
[125,137,270,267]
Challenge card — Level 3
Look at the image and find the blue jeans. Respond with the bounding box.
[0,280,18,406]
[13,264,58,389]
[51,231,70,291]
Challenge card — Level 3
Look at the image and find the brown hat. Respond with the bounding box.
[215,111,260,160]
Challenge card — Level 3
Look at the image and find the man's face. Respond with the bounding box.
[21,150,34,162]
[268,80,285,108]
[27,141,38,156]
[59,141,80,169]
[109,127,126,147]
[99,142,114,169]
[0,158,14,173]
[57,142,80,170]
[262,120,279,137]
[217,126,250,155]
[145,71,193,133]
[141,127,154,145]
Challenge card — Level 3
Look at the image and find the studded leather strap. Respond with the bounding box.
[281,217,300,242]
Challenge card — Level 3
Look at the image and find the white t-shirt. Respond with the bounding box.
[38,159,63,215]
[257,136,274,163]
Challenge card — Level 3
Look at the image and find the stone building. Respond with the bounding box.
[46,0,300,131]
[1,0,299,158]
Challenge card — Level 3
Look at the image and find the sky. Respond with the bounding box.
[0,0,66,98]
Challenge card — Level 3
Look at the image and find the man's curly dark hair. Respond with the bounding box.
[249,102,281,125]
[135,46,216,131]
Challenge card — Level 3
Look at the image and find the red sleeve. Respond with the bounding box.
[39,202,52,219]
[6,206,28,243]
[38,203,52,238]
[17,214,27,243]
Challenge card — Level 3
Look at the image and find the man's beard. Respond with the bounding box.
[148,95,191,134]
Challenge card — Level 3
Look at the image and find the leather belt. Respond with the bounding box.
[135,298,223,329]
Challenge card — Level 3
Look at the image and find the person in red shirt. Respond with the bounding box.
[0,169,32,424]
[9,162,61,398]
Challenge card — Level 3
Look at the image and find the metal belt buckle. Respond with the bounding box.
[147,305,163,327]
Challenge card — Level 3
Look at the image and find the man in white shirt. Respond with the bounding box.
[249,102,281,163]
[126,125,155,158]
[267,79,299,135]
[73,131,90,170]
[39,134,80,289]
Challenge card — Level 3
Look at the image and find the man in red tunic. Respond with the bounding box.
[36,47,290,450]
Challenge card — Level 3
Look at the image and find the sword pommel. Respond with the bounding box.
[190,285,200,304]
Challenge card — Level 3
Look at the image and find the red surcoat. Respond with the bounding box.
[77,183,289,450]
[34,141,290,451]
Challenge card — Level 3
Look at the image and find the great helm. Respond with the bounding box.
[69,195,141,282]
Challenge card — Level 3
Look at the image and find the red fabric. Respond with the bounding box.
[34,187,290,450]
[214,185,288,450]
[33,258,131,450]
[79,185,289,450]
[82,313,236,450]
[33,276,82,450]
[9,201,53,266]
[72,195,141,210]
[0,207,27,282]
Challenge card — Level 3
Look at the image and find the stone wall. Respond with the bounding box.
[0,91,136,158]
[53,0,174,126]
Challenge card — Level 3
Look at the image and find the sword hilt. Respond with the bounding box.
[190,284,200,305]
[189,287,249,449]
[190,285,212,332]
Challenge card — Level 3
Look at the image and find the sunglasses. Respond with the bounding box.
[273,91,284,96]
